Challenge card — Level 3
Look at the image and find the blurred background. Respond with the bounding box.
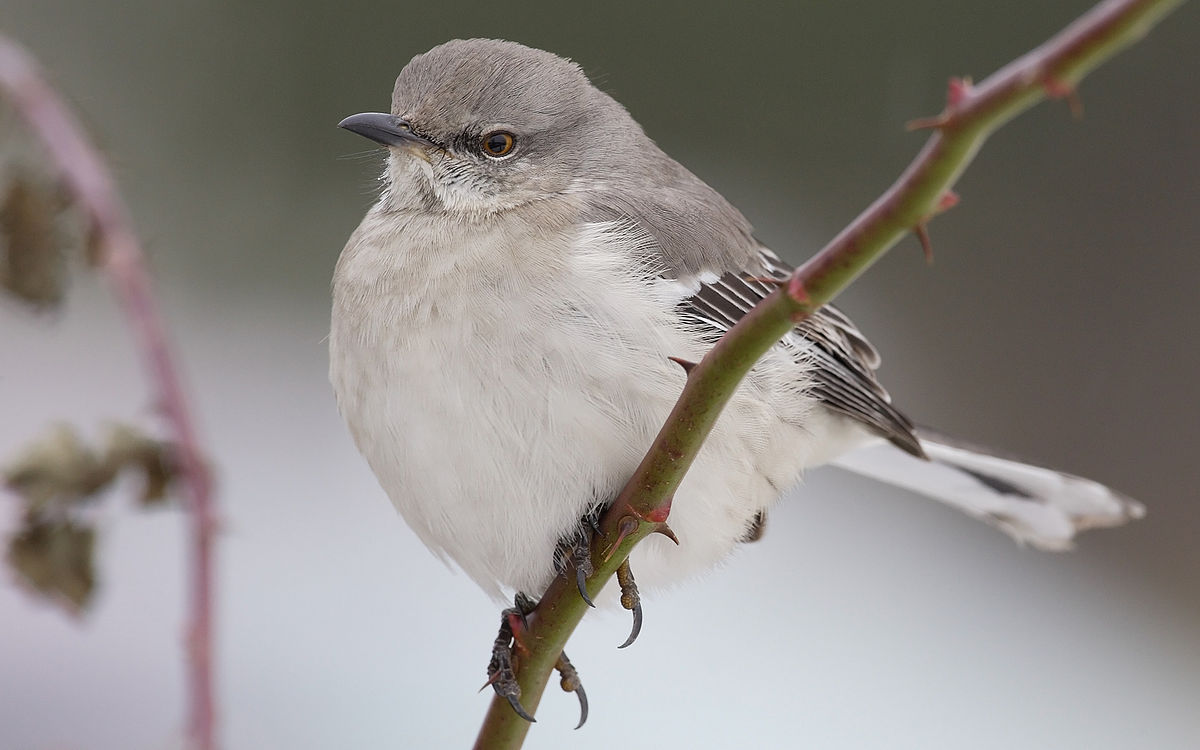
[1,1,1197,748]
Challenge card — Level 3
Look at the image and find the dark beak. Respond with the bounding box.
[337,112,438,149]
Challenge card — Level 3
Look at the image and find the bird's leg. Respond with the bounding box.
[554,506,645,648]
[555,650,589,729]
[488,505,651,724]
[615,557,643,649]
[484,592,539,723]
[553,507,602,608]
[485,592,590,727]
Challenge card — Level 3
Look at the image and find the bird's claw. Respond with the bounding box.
[615,557,642,649]
[557,525,596,607]
[486,594,539,723]
[575,560,594,607]
[504,693,537,724]
[555,650,588,729]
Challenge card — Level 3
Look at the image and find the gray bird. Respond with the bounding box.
[330,37,1143,719]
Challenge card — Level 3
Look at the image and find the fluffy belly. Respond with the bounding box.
[331,310,811,598]
[329,216,829,600]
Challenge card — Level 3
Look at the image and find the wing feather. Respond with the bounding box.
[683,248,923,457]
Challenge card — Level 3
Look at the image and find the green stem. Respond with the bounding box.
[473,0,1185,747]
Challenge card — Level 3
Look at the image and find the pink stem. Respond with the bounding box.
[0,37,218,750]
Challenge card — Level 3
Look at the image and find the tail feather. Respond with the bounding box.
[830,434,1145,550]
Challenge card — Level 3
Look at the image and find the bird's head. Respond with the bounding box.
[340,38,635,218]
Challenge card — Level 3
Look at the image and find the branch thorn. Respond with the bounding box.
[1043,76,1084,118]
[936,189,961,213]
[912,189,959,263]
[906,113,951,132]
[946,76,974,107]
[743,275,786,286]
[667,356,697,374]
[602,515,640,562]
[909,78,974,131]
[914,224,935,264]
[652,522,679,545]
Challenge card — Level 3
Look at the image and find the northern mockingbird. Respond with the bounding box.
[330,38,1142,721]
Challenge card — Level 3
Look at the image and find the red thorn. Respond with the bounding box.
[743,275,786,286]
[1043,77,1084,119]
[912,190,958,263]
[667,356,697,374]
[909,77,973,132]
[652,522,680,545]
[786,274,811,305]
[914,224,934,264]
[946,76,973,107]
[603,515,641,562]
[906,114,950,132]
[936,190,960,213]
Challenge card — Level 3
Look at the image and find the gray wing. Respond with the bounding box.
[581,134,922,457]
[685,247,924,458]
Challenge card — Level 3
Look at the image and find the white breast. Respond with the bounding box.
[329,205,844,599]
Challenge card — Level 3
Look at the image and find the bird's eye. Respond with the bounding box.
[481,131,516,158]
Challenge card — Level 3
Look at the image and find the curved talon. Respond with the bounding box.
[487,593,539,722]
[575,565,595,608]
[556,650,588,729]
[512,591,536,633]
[514,591,538,615]
[572,684,589,729]
[561,533,596,607]
[615,557,642,648]
[505,694,537,723]
[617,600,643,649]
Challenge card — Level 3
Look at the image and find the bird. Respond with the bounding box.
[330,37,1143,721]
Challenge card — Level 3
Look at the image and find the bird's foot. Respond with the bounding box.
[486,507,650,725]
[554,508,645,648]
[484,592,589,727]
[553,509,602,608]
[484,592,538,723]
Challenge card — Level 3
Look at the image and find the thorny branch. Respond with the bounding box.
[0,36,219,750]
[472,0,1187,747]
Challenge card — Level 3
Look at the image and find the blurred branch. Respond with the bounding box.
[473,0,1186,746]
[4,423,177,612]
[0,36,219,750]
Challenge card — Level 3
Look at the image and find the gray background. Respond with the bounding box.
[1,1,1197,748]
